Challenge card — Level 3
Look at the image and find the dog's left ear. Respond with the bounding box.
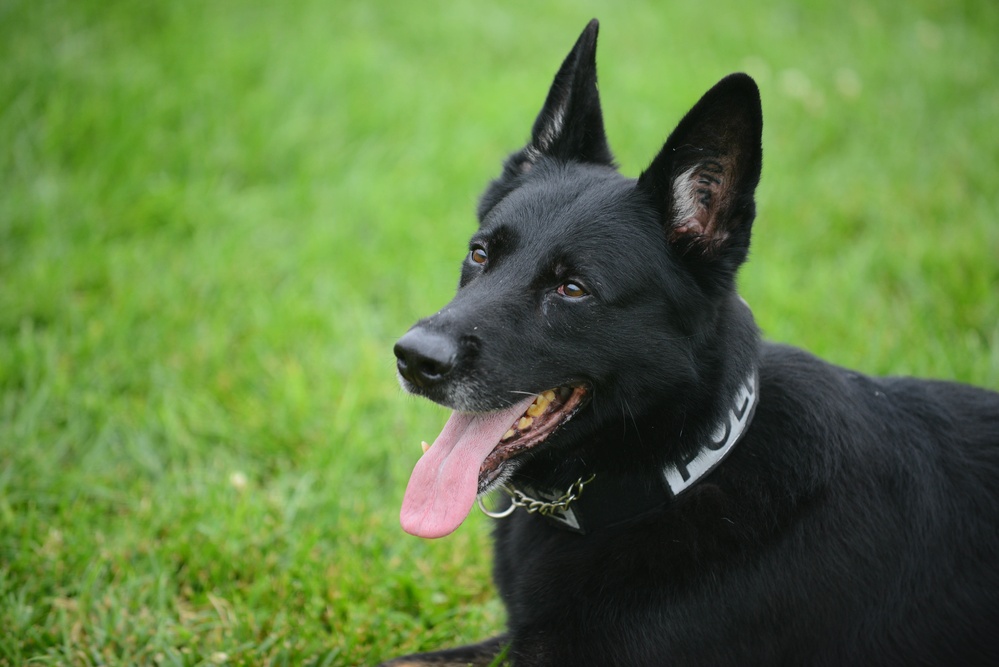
[637,74,762,277]
[479,19,614,220]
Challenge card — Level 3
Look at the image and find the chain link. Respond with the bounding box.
[479,474,596,519]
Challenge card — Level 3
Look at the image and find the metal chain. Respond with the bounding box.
[479,474,596,519]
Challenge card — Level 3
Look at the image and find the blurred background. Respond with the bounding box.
[1,0,997,664]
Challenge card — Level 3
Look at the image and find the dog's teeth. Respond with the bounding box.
[527,397,549,417]
[501,429,515,442]
[518,416,534,430]
[527,389,557,417]
[421,440,430,453]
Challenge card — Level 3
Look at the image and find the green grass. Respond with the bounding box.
[1,0,997,664]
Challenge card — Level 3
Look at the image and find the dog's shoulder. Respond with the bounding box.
[751,340,999,499]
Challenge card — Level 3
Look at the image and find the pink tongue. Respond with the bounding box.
[400,395,536,538]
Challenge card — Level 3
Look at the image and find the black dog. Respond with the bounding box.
[388,19,999,666]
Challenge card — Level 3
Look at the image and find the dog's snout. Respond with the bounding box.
[394,328,458,388]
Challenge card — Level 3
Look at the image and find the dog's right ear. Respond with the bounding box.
[478,19,614,220]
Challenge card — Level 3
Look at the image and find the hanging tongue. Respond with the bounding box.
[400,395,536,538]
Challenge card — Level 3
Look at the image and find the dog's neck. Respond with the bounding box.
[486,366,759,534]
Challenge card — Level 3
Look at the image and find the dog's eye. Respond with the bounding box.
[469,246,488,265]
[558,282,588,298]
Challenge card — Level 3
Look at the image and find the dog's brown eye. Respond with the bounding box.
[470,247,488,265]
[558,282,587,298]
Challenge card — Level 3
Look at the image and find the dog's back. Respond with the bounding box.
[752,346,999,663]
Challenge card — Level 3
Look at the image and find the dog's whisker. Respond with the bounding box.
[508,390,539,398]
[621,398,644,449]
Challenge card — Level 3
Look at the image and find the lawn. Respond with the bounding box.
[1,0,997,664]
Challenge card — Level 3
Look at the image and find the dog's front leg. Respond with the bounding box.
[379,634,510,667]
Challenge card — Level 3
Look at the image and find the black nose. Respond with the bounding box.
[394,328,458,388]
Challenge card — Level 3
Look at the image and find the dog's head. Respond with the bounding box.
[394,19,762,538]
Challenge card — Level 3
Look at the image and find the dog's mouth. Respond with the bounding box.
[480,385,589,490]
[400,384,588,539]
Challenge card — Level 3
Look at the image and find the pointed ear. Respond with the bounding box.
[637,73,762,270]
[478,19,614,221]
[522,18,614,168]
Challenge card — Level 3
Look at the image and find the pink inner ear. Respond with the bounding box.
[670,159,732,245]
[675,216,707,236]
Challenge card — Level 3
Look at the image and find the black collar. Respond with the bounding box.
[480,369,759,534]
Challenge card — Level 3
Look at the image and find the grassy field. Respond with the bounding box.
[1,0,997,664]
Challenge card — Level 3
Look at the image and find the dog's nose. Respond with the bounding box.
[394,328,458,388]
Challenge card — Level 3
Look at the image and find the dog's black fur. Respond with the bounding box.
[386,20,999,666]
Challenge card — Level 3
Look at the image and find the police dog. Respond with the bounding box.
[387,19,999,666]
